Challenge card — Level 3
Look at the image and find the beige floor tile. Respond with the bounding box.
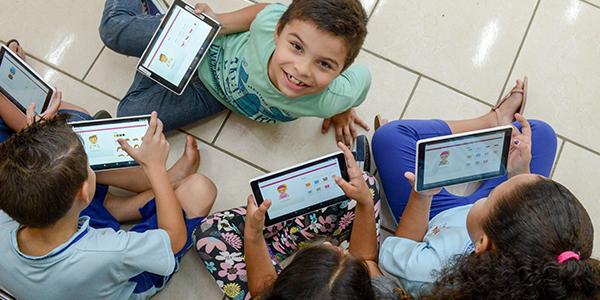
[353,51,418,136]
[215,113,345,172]
[181,111,229,143]
[26,59,119,117]
[153,250,224,300]
[403,78,491,120]
[0,0,105,79]
[364,0,536,103]
[551,142,600,259]
[509,0,600,152]
[85,48,138,99]
[166,132,265,213]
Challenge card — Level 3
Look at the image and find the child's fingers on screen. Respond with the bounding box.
[26,103,36,124]
[117,138,134,154]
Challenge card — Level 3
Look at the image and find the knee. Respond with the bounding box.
[528,119,556,139]
[372,120,414,156]
[177,173,217,217]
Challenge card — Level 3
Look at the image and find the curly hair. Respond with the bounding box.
[257,244,376,300]
[424,177,600,299]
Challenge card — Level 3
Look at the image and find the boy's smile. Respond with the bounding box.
[268,20,348,98]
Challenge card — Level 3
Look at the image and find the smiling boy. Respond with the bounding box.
[100,0,370,146]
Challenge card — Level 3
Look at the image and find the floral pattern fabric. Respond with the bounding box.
[194,172,381,300]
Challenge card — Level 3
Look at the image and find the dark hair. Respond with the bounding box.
[258,244,376,300]
[277,0,368,71]
[0,114,88,228]
[425,177,600,299]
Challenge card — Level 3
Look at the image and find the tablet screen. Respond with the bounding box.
[0,46,53,114]
[137,0,220,94]
[71,116,150,171]
[250,152,349,226]
[416,126,512,191]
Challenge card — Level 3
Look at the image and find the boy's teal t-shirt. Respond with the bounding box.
[197,3,371,123]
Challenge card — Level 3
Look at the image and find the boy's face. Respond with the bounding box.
[269,20,348,98]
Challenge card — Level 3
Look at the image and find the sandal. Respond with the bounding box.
[492,76,528,125]
[6,39,19,48]
[374,114,383,131]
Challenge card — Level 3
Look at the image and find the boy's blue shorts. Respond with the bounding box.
[81,184,205,293]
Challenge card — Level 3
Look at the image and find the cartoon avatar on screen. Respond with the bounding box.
[159,53,174,68]
[277,184,289,200]
[8,66,16,80]
[439,150,450,166]
[88,135,101,151]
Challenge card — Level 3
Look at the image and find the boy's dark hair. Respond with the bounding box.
[0,114,88,228]
[425,177,600,299]
[277,0,368,71]
[258,244,376,300]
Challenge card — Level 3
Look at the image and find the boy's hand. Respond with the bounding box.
[333,142,371,205]
[245,195,271,239]
[507,113,532,178]
[322,108,370,147]
[25,90,62,125]
[194,3,218,23]
[118,111,170,172]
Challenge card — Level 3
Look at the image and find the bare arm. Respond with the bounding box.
[244,195,277,297]
[195,3,269,36]
[335,142,378,263]
[119,112,187,253]
[394,172,441,242]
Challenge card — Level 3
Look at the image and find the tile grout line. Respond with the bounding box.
[498,0,541,102]
[211,111,232,145]
[367,0,381,21]
[555,133,600,157]
[399,76,421,120]
[21,52,122,103]
[361,48,494,108]
[549,139,566,179]
[580,0,600,9]
[178,128,271,173]
[82,46,105,82]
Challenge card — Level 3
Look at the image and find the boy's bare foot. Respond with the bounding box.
[7,40,26,60]
[489,79,524,127]
[168,135,200,182]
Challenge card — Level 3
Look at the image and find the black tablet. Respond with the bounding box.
[250,152,350,226]
[137,0,221,95]
[415,125,513,192]
[0,45,55,114]
[70,115,151,171]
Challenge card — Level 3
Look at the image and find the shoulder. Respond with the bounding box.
[250,3,287,33]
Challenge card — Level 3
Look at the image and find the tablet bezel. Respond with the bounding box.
[250,151,350,226]
[69,115,151,171]
[0,45,55,114]
[136,0,221,95]
[415,125,513,192]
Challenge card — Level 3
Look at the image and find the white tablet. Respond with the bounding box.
[0,45,55,114]
[69,115,151,171]
[415,125,513,192]
[137,0,221,95]
[250,152,350,226]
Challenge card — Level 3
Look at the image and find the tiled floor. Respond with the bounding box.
[2,0,599,298]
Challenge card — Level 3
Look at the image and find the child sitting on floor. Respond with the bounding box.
[100,0,371,146]
[0,112,216,299]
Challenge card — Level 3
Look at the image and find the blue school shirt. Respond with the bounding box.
[0,212,175,300]
[378,205,475,298]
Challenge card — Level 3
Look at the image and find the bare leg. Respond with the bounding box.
[96,135,200,193]
[445,79,524,134]
[105,173,216,222]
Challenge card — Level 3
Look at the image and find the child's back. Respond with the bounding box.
[0,114,182,299]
